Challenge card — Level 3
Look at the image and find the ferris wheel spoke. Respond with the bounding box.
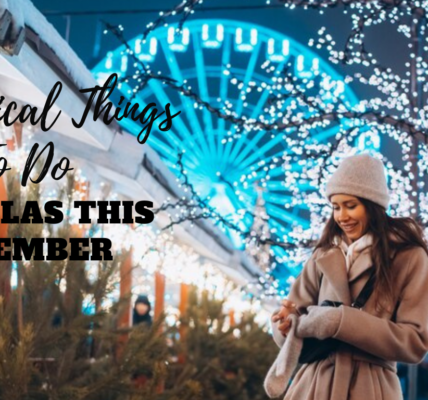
[242,169,292,190]
[238,148,290,178]
[147,79,201,165]
[257,174,314,192]
[220,41,262,167]
[229,129,268,169]
[193,32,217,157]
[268,167,289,179]
[160,40,209,156]
[273,248,290,263]
[149,136,198,168]
[264,181,286,191]
[236,41,262,117]
[309,126,340,143]
[266,203,308,227]
[296,181,317,191]
[268,198,308,214]
[251,89,271,119]
[162,159,181,171]
[217,33,233,162]
[266,162,309,179]
[269,218,289,236]
[272,246,288,262]
[120,114,199,168]
[228,60,287,163]
[251,60,287,120]
[235,133,285,171]
[263,192,294,204]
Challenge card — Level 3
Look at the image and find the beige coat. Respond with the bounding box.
[277,245,428,400]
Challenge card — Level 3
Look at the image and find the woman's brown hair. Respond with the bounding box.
[314,197,428,311]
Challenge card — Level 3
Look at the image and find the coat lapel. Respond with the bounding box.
[316,247,352,306]
[347,248,373,283]
[347,245,397,282]
[315,243,397,306]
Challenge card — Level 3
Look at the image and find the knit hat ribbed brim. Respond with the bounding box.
[325,154,389,209]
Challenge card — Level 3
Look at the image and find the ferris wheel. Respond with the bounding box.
[92,19,377,265]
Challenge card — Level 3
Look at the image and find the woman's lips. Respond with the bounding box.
[342,223,357,232]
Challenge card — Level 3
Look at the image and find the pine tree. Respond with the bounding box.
[167,287,277,400]
[0,169,276,400]
[0,170,187,400]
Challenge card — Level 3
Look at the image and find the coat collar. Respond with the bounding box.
[315,242,397,305]
[316,247,353,305]
[336,233,373,273]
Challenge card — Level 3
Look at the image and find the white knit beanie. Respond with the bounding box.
[325,154,390,209]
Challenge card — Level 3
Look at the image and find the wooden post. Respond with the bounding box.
[178,283,189,364]
[17,261,23,336]
[154,271,166,393]
[119,249,133,328]
[179,283,189,320]
[116,249,133,360]
[6,121,22,151]
[229,309,235,328]
[74,180,90,202]
[154,271,165,325]
[0,260,11,305]
[72,180,90,237]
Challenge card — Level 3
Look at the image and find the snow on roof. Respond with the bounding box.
[1,0,98,90]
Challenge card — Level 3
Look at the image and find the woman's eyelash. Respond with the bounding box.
[333,205,356,210]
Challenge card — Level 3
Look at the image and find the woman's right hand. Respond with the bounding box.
[271,299,298,337]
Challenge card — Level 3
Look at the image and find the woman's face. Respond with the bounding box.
[331,194,368,243]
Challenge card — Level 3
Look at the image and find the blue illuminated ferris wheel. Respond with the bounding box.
[92,19,377,258]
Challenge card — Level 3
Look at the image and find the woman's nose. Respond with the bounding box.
[338,209,349,221]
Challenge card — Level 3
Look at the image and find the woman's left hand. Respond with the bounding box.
[295,305,343,340]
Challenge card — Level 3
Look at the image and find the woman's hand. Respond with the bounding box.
[271,299,298,337]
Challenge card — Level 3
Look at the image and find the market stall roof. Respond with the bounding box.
[0,0,119,149]
[0,0,97,88]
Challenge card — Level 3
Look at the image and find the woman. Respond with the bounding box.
[265,154,428,400]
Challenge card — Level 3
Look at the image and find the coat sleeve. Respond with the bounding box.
[271,250,321,348]
[332,246,428,364]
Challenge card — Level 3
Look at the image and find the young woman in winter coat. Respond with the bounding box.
[265,153,428,400]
